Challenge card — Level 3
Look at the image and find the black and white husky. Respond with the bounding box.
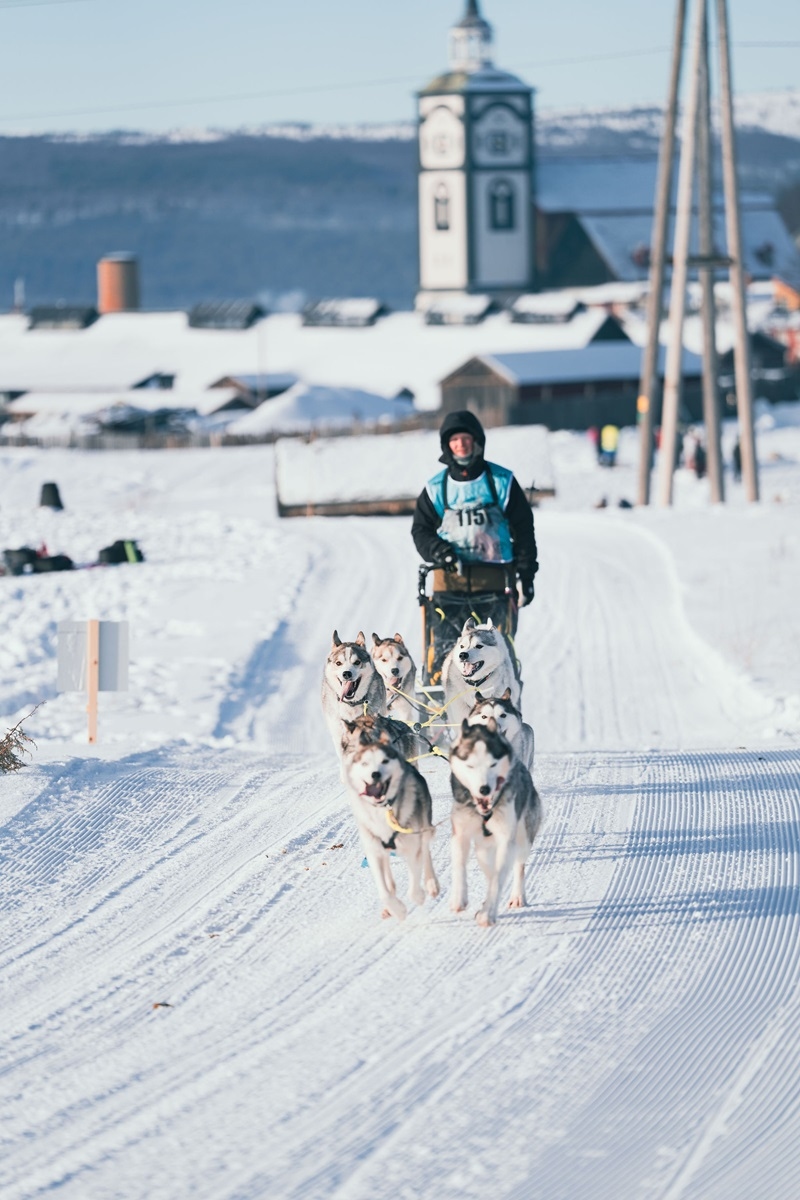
[442,617,521,726]
[371,632,418,725]
[340,712,424,764]
[343,735,440,921]
[321,631,387,755]
[467,688,534,772]
[449,719,542,927]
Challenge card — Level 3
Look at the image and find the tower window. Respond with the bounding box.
[489,132,508,154]
[434,183,450,231]
[489,179,515,230]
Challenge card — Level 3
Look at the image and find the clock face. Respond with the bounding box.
[420,105,465,170]
[472,104,527,167]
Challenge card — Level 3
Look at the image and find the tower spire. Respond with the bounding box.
[449,0,493,72]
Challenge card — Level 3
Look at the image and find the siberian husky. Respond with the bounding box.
[343,735,440,921]
[321,631,387,755]
[442,617,521,726]
[467,688,534,772]
[340,712,427,763]
[371,633,418,725]
[449,719,542,927]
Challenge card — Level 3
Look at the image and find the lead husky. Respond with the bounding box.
[322,631,387,755]
[442,617,521,726]
[371,632,418,725]
[467,688,534,772]
[343,734,440,921]
[449,719,542,926]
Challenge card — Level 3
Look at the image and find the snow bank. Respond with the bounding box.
[274,425,554,506]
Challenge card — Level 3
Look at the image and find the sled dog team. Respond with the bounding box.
[321,621,542,927]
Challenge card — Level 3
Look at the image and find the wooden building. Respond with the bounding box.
[440,343,704,430]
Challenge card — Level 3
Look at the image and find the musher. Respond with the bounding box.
[411,410,539,679]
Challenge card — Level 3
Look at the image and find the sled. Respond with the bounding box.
[416,562,518,707]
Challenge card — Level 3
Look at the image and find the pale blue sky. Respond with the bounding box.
[0,0,797,134]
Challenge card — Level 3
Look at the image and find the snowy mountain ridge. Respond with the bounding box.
[30,88,799,147]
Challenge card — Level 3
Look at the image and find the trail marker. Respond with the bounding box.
[57,620,129,744]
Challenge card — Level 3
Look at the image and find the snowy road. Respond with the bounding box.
[3,746,799,1198]
[2,445,800,1197]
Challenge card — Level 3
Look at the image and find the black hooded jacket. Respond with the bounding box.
[411,410,539,584]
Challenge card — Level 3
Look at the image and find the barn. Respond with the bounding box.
[440,343,704,431]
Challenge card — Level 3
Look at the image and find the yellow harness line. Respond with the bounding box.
[385,807,414,835]
[387,683,441,717]
[407,746,450,763]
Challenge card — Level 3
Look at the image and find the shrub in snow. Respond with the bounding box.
[0,710,37,773]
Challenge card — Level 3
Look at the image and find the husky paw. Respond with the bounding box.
[381,908,392,920]
[476,909,496,927]
[408,886,426,907]
[426,877,441,898]
[450,898,467,913]
[508,895,526,909]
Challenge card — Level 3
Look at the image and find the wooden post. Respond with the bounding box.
[657,0,706,507]
[636,0,687,507]
[715,0,759,501]
[86,619,99,744]
[697,2,724,502]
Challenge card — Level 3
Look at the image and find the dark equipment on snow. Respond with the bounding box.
[3,547,39,575]
[39,482,64,510]
[32,554,74,573]
[98,540,145,565]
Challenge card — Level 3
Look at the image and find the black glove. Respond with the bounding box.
[517,578,535,607]
[433,544,458,574]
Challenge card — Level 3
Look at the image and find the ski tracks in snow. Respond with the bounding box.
[2,748,800,1198]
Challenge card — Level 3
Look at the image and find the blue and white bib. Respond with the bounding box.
[426,463,514,564]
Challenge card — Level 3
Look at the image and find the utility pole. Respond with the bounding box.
[715,0,759,501]
[640,0,759,506]
[697,1,724,502]
[636,0,687,507]
[657,0,706,507]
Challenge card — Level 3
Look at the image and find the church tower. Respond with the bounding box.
[417,1,535,299]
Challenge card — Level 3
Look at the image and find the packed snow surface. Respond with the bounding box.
[2,414,800,1198]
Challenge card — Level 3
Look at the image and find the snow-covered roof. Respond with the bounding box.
[511,293,582,319]
[5,388,241,419]
[0,307,637,413]
[479,343,703,386]
[226,382,410,436]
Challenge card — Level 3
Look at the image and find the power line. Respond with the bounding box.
[0,41,795,126]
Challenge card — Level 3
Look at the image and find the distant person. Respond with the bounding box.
[599,423,619,468]
[587,425,601,463]
[732,438,742,481]
[693,439,707,480]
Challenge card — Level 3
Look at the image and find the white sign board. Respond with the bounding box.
[57,621,129,692]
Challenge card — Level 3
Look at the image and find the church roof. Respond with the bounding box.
[418,65,531,96]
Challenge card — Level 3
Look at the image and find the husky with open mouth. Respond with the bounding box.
[343,735,440,921]
[442,616,521,726]
[370,632,418,725]
[449,718,542,926]
[322,630,387,755]
[467,688,534,772]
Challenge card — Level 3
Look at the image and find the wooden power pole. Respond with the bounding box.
[636,0,687,507]
[715,0,759,501]
[640,0,759,506]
